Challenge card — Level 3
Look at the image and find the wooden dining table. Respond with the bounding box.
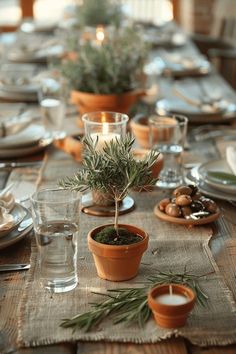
[1,21,236,354]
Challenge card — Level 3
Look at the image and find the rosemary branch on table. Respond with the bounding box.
[60,269,209,332]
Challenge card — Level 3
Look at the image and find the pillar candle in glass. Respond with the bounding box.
[82,111,129,152]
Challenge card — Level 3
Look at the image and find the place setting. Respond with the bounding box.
[7,34,65,64]
[185,146,236,202]
[0,63,40,102]
[156,77,236,123]
[147,51,211,78]
[0,110,52,158]
[0,184,33,250]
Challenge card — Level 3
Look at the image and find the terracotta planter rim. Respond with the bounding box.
[71,88,145,98]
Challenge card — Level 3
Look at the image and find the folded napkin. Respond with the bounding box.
[0,111,39,138]
[0,206,14,232]
[226,146,236,175]
[0,192,15,212]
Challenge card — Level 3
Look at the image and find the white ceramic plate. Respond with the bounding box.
[185,167,236,202]
[0,208,33,250]
[0,203,27,238]
[198,159,236,195]
[0,135,52,158]
[156,99,236,123]
[0,124,46,148]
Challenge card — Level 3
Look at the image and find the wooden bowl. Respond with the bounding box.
[154,204,220,226]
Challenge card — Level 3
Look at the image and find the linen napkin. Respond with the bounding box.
[226,146,236,175]
[0,111,39,138]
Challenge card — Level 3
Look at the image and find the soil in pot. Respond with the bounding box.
[93,226,142,245]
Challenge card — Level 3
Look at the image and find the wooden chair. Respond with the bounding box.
[192,17,236,89]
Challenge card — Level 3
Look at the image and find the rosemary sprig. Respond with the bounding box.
[60,269,209,332]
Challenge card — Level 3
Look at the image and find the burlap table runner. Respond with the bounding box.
[17,153,236,347]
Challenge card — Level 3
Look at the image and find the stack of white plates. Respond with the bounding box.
[188,159,236,202]
[0,124,52,158]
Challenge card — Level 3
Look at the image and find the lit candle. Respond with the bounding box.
[90,122,120,152]
[96,26,105,45]
[155,285,188,305]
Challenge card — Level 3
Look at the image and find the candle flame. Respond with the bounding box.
[102,122,109,134]
[96,26,105,43]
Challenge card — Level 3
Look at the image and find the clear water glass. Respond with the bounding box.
[149,115,188,189]
[30,189,81,293]
[38,77,66,139]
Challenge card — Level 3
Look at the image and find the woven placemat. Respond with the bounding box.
[17,171,236,347]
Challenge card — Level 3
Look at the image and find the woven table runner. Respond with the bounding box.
[17,153,236,347]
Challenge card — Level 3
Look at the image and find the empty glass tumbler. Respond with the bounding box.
[149,114,188,188]
[31,189,81,293]
[38,77,66,139]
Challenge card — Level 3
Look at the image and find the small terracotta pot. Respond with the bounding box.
[71,89,145,117]
[130,114,149,148]
[132,149,164,178]
[88,223,149,281]
[130,114,176,149]
[148,284,196,328]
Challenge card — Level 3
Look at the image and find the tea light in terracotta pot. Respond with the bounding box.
[148,284,196,328]
[82,111,129,152]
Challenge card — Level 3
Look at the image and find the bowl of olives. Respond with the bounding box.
[154,184,220,225]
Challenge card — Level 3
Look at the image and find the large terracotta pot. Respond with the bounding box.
[71,89,145,116]
[88,223,149,281]
[148,284,196,328]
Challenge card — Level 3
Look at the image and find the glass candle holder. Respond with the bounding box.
[82,111,129,152]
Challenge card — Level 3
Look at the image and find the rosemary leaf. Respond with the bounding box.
[207,171,236,184]
[60,269,209,332]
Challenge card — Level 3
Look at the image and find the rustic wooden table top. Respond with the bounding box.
[1,23,236,354]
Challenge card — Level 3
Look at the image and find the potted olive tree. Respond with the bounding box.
[59,134,159,281]
[76,0,123,28]
[60,27,148,117]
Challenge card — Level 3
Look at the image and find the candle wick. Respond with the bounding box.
[169,285,173,296]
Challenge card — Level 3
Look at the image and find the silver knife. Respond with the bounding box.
[0,161,41,169]
[0,264,31,272]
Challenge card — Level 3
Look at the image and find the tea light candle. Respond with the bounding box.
[155,285,188,305]
[90,123,120,152]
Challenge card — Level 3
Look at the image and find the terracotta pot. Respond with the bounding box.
[130,114,176,149]
[88,223,149,281]
[130,114,149,148]
[148,284,196,328]
[71,89,145,117]
[132,149,164,178]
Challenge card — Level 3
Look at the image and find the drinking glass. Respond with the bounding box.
[38,77,66,139]
[82,111,129,152]
[149,114,188,188]
[30,188,81,293]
